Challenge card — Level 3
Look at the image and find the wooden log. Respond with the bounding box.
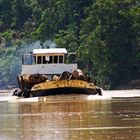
[60,71,70,80]
[22,74,48,84]
[70,69,86,80]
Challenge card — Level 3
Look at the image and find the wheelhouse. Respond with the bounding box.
[21,48,77,76]
[22,48,67,65]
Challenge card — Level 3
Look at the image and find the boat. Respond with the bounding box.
[13,47,102,97]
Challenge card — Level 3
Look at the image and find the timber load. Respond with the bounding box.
[22,73,48,84]
[14,69,102,98]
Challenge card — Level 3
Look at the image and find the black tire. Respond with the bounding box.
[23,90,30,98]
[96,88,102,96]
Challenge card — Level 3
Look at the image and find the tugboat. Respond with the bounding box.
[13,47,102,98]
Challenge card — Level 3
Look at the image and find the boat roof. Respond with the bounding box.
[33,48,67,55]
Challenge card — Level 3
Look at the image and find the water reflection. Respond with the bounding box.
[0,95,140,140]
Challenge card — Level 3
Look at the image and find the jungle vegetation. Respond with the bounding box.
[0,0,140,89]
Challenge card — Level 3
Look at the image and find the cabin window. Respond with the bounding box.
[59,56,63,63]
[43,56,49,64]
[22,54,33,65]
[37,56,41,64]
[45,56,49,61]
[48,56,53,63]
[54,56,58,63]
[34,56,36,64]
[34,55,64,64]
[67,53,77,63]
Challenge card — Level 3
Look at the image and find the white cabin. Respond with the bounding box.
[21,48,77,77]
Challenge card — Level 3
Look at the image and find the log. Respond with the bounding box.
[22,74,48,84]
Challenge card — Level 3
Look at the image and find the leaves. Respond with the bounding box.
[80,0,140,88]
[0,0,139,89]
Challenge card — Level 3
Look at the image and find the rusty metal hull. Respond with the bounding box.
[30,87,99,97]
[29,80,102,97]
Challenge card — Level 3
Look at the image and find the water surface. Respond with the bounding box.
[0,90,140,140]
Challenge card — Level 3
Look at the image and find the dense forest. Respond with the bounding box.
[0,0,140,89]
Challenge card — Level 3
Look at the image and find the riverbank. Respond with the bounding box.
[116,79,140,90]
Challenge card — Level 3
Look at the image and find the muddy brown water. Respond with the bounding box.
[0,90,140,140]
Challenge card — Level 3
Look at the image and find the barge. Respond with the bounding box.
[13,47,102,97]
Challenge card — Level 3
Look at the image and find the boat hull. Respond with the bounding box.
[29,80,102,97]
[30,87,100,97]
[14,78,102,98]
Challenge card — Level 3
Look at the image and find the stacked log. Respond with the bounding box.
[70,69,86,81]
[22,74,48,84]
[53,75,60,81]
[60,71,71,80]
[22,69,88,83]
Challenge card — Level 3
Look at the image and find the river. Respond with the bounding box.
[0,90,140,140]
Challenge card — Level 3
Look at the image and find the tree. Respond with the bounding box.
[0,0,12,30]
[81,0,140,88]
[11,0,32,29]
[0,0,139,89]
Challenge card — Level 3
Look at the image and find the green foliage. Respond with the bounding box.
[0,47,21,88]
[55,24,79,51]
[80,0,140,88]
[0,0,139,89]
